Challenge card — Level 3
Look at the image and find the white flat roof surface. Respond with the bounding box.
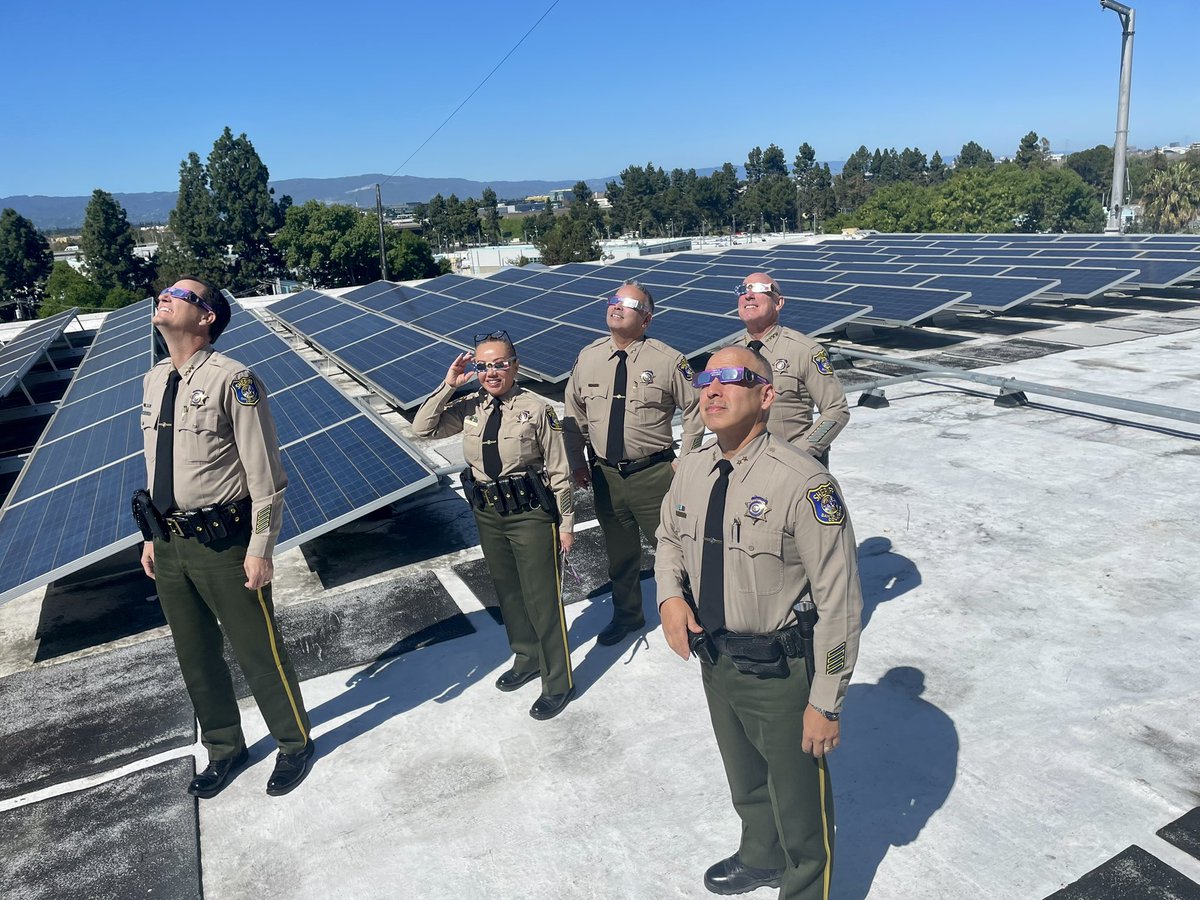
[197,319,1200,898]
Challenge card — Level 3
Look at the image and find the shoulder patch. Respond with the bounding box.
[232,374,260,407]
[812,349,834,376]
[676,359,694,381]
[806,481,846,526]
[546,407,564,432]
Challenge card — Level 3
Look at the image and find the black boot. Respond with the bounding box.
[188,747,249,799]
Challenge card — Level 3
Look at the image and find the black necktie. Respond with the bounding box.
[152,370,181,516]
[482,397,503,480]
[605,350,628,466]
[698,459,734,633]
[747,339,764,353]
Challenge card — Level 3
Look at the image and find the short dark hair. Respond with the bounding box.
[179,276,231,342]
[475,331,517,359]
[623,279,654,314]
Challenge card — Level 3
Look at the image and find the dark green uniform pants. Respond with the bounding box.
[592,459,674,627]
[154,533,311,759]
[702,653,835,900]
[473,505,572,695]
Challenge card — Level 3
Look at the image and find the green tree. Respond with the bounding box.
[956,141,995,170]
[693,162,740,234]
[274,202,380,287]
[1140,162,1200,233]
[931,164,1102,233]
[80,189,148,296]
[1015,131,1050,169]
[927,151,950,185]
[1064,145,1113,198]
[605,162,670,235]
[40,261,106,316]
[760,144,789,180]
[207,127,281,291]
[834,145,873,212]
[0,209,53,318]
[533,216,600,265]
[898,147,929,183]
[793,143,831,232]
[161,151,224,285]
[569,180,604,233]
[386,230,444,280]
[849,182,936,232]
[481,187,502,245]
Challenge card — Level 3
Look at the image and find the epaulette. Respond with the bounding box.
[763,437,826,478]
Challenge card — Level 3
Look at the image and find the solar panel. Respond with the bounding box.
[270,292,464,408]
[0,309,81,401]
[0,299,437,605]
[826,285,968,325]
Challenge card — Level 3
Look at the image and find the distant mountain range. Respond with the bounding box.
[3,163,846,232]
[1,174,620,232]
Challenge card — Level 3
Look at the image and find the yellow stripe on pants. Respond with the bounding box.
[817,756,832,899]
[256,588,309,741]
[552,524,573,690]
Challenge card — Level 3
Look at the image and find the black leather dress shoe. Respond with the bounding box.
[529,686,575,720]
[596,619,644,646]
[703,854,783,895]
[495,668,541,692]
[266,740,315,796]
[188,747,249,799]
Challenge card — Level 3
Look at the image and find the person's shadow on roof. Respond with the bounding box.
[249,609,511,762]
[831,667,958,900]
[857,536,921,630]
[567,584,659,697]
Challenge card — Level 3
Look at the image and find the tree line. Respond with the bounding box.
[0,127,446,319]
[2,128,1198,320]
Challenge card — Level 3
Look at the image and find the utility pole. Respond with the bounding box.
[1101,0,1135,234]
[375,184,389,280]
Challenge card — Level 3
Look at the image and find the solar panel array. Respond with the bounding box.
[0,309,80,401]
[0,299,438,605]
[267,276,874,392]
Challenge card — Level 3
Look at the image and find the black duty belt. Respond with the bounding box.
[460,466,557,520]
[164,498,252,543]
[699,623,807,679]
[594,447,675,476]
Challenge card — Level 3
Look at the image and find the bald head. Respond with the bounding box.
[737,272,784,336]
[709,345,772,384]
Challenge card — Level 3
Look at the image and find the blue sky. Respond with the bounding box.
[3,0,1197,197]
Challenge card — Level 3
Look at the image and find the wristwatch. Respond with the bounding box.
[809,703,840,722]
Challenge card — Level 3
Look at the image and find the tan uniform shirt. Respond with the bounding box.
[413,382,575,532]
[563,335,704,464]
[739,325,850,455]
[655,431,863,712]
[141,348,288,558]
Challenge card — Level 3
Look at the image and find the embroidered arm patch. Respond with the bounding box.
[826,642,847,675]
[232,374,260,406]
[256,507,271,534]
[676,359,694,381]
[806,481,846,526]
[546,408,564,431]
[812,349,834,376]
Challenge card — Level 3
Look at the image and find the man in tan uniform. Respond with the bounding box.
[736,272,849,465]
[139,278,313,798]
[656,345,863,899]
[564,280,703,645]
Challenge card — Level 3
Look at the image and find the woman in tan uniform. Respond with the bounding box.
[413,332,576,720]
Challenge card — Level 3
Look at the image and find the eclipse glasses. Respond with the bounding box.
[692,366,771,389]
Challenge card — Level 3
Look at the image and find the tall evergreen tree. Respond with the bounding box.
[927,151,951,185]
[956,141,995,170]
[80,189,146,298]
[207,127,281,291]
[1015,131,1049,169]
[481,187,502,245]
[0,209,54,318]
